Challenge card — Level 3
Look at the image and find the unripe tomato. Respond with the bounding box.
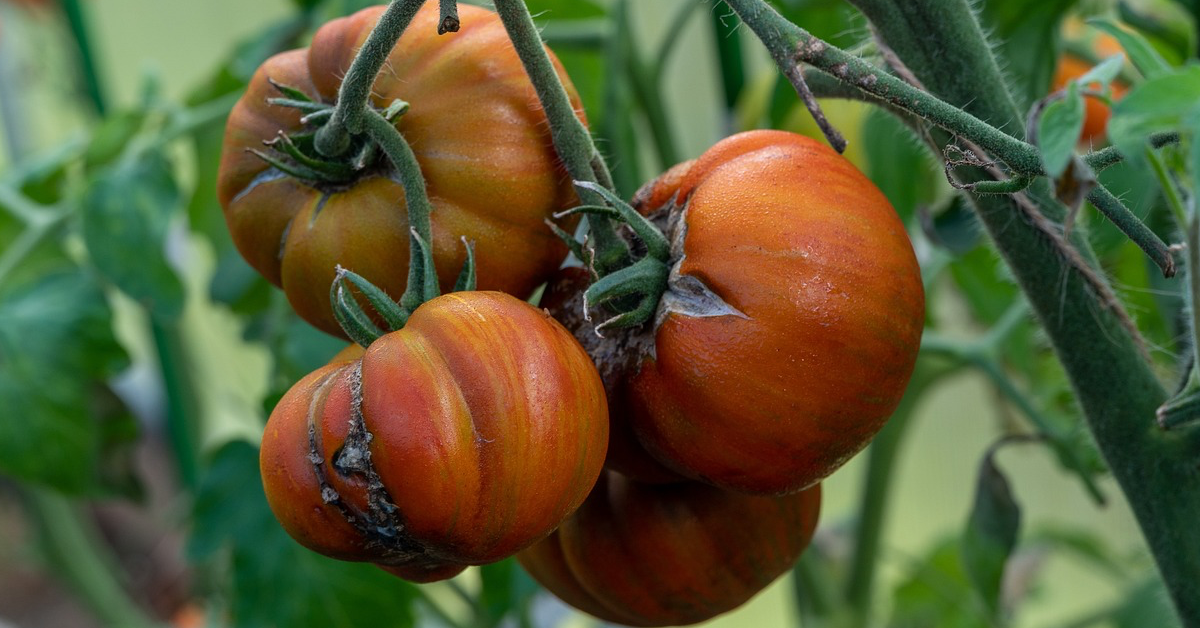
[517,472,821,627]
[218,4,585,337]
[260,291,609,581]
[610,130,923,495]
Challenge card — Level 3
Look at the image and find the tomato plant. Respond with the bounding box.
[518,472,821,627]
[260,290,608,582]
[218,2,584,337]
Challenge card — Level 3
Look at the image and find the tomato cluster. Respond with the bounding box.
[224,4,923,626]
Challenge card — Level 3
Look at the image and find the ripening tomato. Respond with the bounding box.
[600,130,924,495]
[218,3,585,337]
[518,472,821,627]
[259,291,609,582]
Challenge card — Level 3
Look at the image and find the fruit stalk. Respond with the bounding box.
[492,0,629,275]
[314,0,426,157]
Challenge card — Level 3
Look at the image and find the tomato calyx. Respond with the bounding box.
[248,78,409,189]
[329,236,478,348]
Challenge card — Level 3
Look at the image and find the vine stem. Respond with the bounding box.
[314,0,426,158]
[22,489,157,628]
[58,0,107,116]
[1146,148,1200,371]
[491,0,628,275]
[720,0,1044,176]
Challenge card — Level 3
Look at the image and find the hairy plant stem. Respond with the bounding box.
[492,0,628,275]
[816,0,1197,623]
[23,489,157,628]
[363,110,437,310]
[314,0,426,158]
[1086,185,1176,278]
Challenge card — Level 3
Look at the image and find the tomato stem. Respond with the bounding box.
[437,0,460,35]
[314,0,426,158]
[58,0,108,117]
[492,0,630,276]
[1086,185,1176,279]
[722,0,1046,177]
[362,109,438,312]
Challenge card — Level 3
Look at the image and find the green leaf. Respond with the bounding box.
[190,441,419,628]
[81,150,186,321]
[1039,82,1087,177]
[84,111,147,173]
[1108,65,1200,165]
[1077,53,1126,87]
[1118,0,1198,65]
[1112,576,1184,628]
[890,538,991,628]
[960,444,1023,619]
[0,270,138,496]
[1089,18,1174,79]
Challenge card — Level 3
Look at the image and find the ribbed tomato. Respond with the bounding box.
[599,130,924,495]
[518,472,821,626]
[259,291,609,582]
[218,3,584,337]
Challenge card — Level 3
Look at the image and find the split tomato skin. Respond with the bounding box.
[627,130,925,495]
[218,3,585,337]
[259,291,609,581]
[518,472,822,627]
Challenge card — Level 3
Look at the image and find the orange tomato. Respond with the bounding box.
[218,4,584,337]
[259,291,609,581]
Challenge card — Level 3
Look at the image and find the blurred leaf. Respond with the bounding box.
[890,538,991,628]
[1090,18,1174,78]
[0,270,137,496]
[924,196,983,256]
[1026,526,1127,580]
[950,244,1020,325]
[863,109,940,224]
[1112,576,1184,628]
[960,444,1022,619]
[479,559,539,628]
[768,0,861,48]
[1108,65,1200,165]
[1119,0,1198,65]
[190,441,419,628]
[1078,53,1127,86]
[81,149,186,321]
[1039,82,1086,177]
[83,110,147,172]
[980,0,1077,108]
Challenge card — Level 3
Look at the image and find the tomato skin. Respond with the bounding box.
[517,472,821,626]
[259,291,609,580]
[218,4,585,337]
[623,130,924,495]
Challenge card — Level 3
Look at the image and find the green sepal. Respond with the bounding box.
[1158,369,1200,430]
[266,98,328,114]
[247,149,342,183]
[399,229,441,314]
[336,266,408,331]
[268,77,314,103]
[300,109,335,126]
[545,219,587,263]
[583,257,669,329]
[383,99,411,121]
[555,204,622,220]
[575,181,671,261]
[266,133,357,179]
[330,268,388,348]
[454,237,477,292]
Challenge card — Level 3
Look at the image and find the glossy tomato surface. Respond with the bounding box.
[259,291,609,581]
[622,129,924,495]
[518,472,821,626]
[218,4,584,337]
